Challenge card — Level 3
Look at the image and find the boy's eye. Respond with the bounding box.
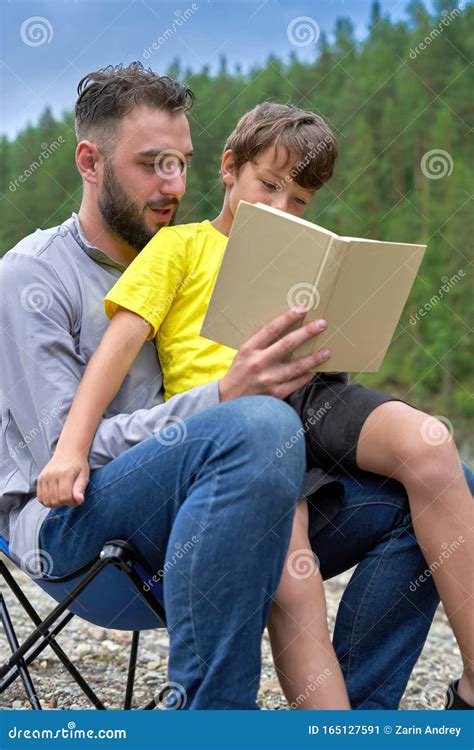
[293,196,307,206]
[261,180,278,191]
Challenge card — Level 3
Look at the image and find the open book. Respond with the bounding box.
[201,201,427,372]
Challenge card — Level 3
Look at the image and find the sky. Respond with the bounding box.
[1,0,437,140]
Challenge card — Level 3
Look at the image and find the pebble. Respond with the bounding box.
[110,630,133,644]
[1,562,462,710]
[102,640,120,652]
[88,626,105,642]
[146,660,162,671]
[144,672,162,682]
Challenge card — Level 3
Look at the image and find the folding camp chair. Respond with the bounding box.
[0,535,169,710]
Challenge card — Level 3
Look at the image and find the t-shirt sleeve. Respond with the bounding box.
[104,227,188,338]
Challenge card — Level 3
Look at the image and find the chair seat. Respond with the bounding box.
[0,536,164,631]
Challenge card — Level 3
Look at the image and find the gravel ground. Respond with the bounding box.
[0,563,460,711]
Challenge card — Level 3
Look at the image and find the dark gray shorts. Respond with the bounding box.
[286,374,410,536]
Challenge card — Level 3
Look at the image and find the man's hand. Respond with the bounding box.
[219,306,330,402]
[37,451,90,508]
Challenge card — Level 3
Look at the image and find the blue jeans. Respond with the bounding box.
[39,396,306,709]
[312,465,473,709]
[39,395,474,709]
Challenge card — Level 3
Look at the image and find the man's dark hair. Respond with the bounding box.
[75,61,195,150]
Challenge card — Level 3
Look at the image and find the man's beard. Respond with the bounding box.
[98,161,179,252]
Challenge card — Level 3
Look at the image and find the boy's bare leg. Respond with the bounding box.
[268,499,351,709]
[357,401,474,705]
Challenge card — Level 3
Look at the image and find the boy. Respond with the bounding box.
[38,102,473,710]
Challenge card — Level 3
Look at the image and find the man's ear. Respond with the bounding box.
[220,149,237,188]
[76,140,101,184]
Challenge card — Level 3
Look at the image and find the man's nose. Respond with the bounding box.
[160,173,186,198]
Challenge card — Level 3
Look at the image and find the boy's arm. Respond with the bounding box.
[37,308,152,506]
[0,254,220,499]
[54,308,151,457]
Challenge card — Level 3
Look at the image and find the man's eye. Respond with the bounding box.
[148,156,190,175]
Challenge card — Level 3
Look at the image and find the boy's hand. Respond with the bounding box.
[37,451,90,508]
[219,306,331,402]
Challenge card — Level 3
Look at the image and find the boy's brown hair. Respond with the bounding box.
[223,101,338,191]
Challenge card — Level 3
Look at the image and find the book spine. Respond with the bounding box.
[308,237,347,352]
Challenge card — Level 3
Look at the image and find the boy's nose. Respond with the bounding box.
[272,196,290,212]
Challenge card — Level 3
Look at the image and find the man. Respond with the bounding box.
[1,63,470,709]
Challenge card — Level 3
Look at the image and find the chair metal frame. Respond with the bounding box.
[0,540,168,710]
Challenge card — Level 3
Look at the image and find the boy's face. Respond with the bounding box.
[223,145,315,221]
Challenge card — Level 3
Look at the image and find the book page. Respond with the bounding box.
[310,238,426,371]
[201,201,334,348]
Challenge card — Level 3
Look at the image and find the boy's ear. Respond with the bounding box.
[221,149,237,187]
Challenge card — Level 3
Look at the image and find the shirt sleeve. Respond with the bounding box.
[104,227,188,338]
[0,253,220,476]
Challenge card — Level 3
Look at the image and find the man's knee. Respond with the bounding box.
[222,396,304,454]
[222,396,306,505]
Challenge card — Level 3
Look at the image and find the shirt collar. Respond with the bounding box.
[67,212,126,272]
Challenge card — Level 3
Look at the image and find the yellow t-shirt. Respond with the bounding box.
[104,220,237,401]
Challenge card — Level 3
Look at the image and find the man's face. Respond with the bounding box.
[98,106,193,252]
[225,145,315,221]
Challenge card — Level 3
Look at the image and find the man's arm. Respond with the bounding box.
[0,253,220,479]
[1,250,332,510]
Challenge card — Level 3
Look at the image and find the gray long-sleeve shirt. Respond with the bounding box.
[0,213,219,569]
